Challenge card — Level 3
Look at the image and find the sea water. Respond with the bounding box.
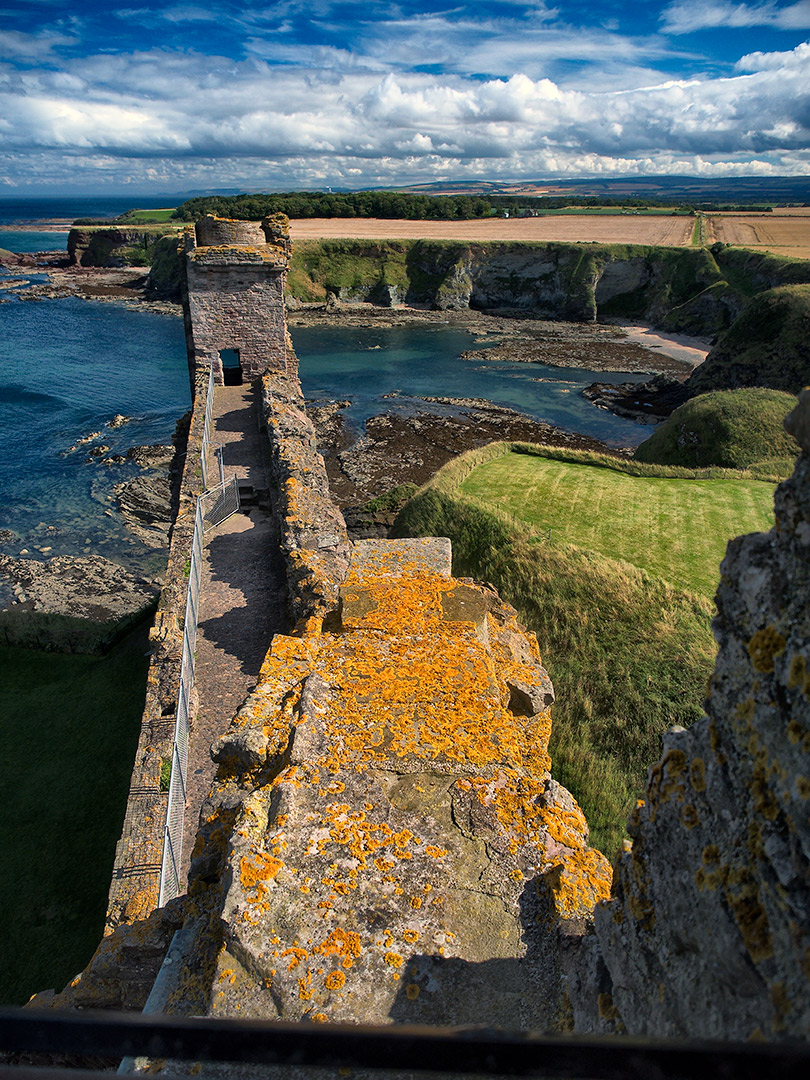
[293,324,647,446]
[0,292,190,569]
[0,193,650,565]
[0,294,649,566]
[0,194,176,255]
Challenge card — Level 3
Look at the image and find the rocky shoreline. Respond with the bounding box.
[0,262,698,551]
[307,392,627,537]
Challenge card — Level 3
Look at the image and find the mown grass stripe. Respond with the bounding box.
[459,452,775,598]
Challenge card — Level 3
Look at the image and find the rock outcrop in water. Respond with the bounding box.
[0,553,158,653]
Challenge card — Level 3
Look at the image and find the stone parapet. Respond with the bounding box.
[261,370,351,622]
[187,246,288,267]
[195,216,267,247]
[159,538,611,1046]
[104,407,205,932]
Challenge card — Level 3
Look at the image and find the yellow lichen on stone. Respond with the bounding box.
[547,849,613,918]
[748,626,787,674]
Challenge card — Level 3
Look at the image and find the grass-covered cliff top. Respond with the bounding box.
[686,283,810,395]
[392,442,781,855]
[635,388,799,475]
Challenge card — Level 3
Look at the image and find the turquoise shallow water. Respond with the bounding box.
[293,324,647,447]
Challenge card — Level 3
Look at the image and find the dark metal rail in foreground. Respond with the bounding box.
[1,1009,809,1080]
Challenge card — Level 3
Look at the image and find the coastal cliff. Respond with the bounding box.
[67,225,183,268]
[285,239,810,338]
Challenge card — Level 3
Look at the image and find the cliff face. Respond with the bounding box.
[287,239,810,338]
[686,285,810,396]
[67,225,183,268]
[566,390,810,1040]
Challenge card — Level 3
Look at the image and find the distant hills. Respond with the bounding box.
[387,175,810,204]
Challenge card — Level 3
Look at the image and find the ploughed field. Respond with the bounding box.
[288,215,695,245]
[708,208,810,259]
[459,450,776,598]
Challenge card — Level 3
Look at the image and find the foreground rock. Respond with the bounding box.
[565,389,810,1040]
[146,538,610,1052]
[0,553,159,653]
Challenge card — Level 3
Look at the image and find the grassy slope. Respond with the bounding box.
[0,627,149,1005]
[460,449,776,598]
[635,388,798,477]
[392,443,776,856]
[687,284,810,395]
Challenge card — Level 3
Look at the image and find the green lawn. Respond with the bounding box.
[120,208,177,223]
[460,451,776,598]
[0,627,149,1005]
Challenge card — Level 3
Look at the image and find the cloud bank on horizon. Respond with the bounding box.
[1,0,809,192]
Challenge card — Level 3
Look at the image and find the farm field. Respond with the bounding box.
[708,209,810,259]
[288,215,695,245]
[459,450,776,598]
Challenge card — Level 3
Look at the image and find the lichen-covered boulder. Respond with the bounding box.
[166,538,611,1049]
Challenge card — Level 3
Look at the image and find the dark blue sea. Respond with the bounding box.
[0,196,649,567]
[0,194,177,255]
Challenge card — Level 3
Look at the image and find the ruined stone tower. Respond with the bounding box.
[182,214,295,396]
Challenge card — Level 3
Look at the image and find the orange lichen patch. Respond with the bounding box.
[647,749,688,820]
[384,952,404,967]
[695,860,774,964]
[460,770,586,853]
[424,845,447,858]
[298,565,553,775]
[406,983,420,1000]
[547,849,613,918]
[402,929,419,944]
[787,653,810,697]
[240,853,284,893]
[748,626,787,674]
[325,971,346,990]
[312,928,363,964]
[689,758,706,793]
[281,947,309,971]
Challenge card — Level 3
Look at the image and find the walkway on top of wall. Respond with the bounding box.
[180,382,289,882]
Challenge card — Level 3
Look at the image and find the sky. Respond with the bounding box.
[1,0,810,193]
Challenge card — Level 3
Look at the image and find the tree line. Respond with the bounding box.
[170,190,774,222]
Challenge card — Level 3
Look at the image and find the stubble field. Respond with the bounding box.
[288,215,695,245]
[708,208,810,258]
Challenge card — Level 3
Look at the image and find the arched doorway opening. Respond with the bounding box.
[220,348,243,386]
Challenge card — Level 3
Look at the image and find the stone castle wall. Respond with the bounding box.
[183,216,294,390]
[104,407,206,931]
[46,218,614,1031]
[195,216,266,247]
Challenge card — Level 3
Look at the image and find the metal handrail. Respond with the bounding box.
[1,1009,808,1080]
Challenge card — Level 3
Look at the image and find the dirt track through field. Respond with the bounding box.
[288,215,694,245]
